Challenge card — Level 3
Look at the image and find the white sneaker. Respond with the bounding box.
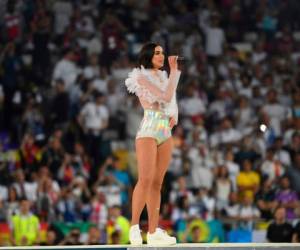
[147,228,176,246]
[129,224,143,245]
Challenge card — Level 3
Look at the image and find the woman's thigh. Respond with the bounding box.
[154,137,173,183]
[135,137,158,182]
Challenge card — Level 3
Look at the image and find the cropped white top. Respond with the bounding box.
[125,66,181,123]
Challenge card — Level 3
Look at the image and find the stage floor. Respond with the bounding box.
[1,243,300,250]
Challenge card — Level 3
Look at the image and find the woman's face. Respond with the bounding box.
[151,46,164,69]
[219,166,228,177]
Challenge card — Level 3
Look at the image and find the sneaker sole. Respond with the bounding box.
[147,241,177,246]
[130,240,143,246]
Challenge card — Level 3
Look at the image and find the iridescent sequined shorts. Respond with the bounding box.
[136,109,171,145]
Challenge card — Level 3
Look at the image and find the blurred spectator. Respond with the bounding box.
[179,83,207,130]
[52,48,78,91]
[56,187,78,223]
[234,96,255,134]
[106,79,127,139]
[69,176,92,221]
[101,156,132,207]
[251,85,264,113]
[234,136,260,165]
[237,196,260,230]
[273,136,291,167]
[111,230,121,245]
[89,192,108,231]
[0,199,7,222]
[85,225,102,245]
[171,195,194,224]
[124,96,143,151]
[206,212,225,243]
[41,228,59,246]
[107,205,130,244]
[291,90,300,119]
[214,165,232,211]
[52,0,73,37]
[260,147,285,182]
[258,112,277,148]
[4,1,21,39]
[222,192,240,228]
[100,12,126,73]
[72,142,92,180]
[237,74,253,99]
[266,207,293,243]
[286,130,300,162]
[183,225,203,243]
[31,4,51,85]
[12,168,37,202]
[255,178,277,220]
[6,186,19,221]
[0,86,4,130]
[169,176,195,206]
[210,118,242,148]
[261,89,291,136]
[1,42,21,132]
[286,152,300,193]
[59,228,82,245]
[223,149,239,191]
[199,11,226,63]
[275,176,300,220]
[251,41,267,65]
[0,183,8,202]
[186,116,208,147]
[50,79,70,128]
[78,91,109,165]
[192,187,216,221]
[293,218,300,243]
[260,9,278,43]
[21,99,45,140]
[93,170,122,208]
[236,159,260,201]
[187,144,214,189]
[93,157,125,207]
[18,133,41,173]
[9,198,40,246]
[207,89,233,126]
[57,154,75,186]
[41,135,65,177]
[36,167,60,222]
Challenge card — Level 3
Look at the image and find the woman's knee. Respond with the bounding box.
[137,176,153,191]
[151,179,163,192]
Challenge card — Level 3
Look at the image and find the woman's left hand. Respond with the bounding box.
[169,117,176,129]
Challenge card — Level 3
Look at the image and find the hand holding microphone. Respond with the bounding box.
[168,55,185,71]
[168,56,178,71]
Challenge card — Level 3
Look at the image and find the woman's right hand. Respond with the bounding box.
[168,56,178,71]
[169,116,176,129]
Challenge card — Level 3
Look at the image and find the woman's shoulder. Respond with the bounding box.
[127,66,168,77]
[141,66,168,77]
[127,67,142,77]
[125,67,141,93]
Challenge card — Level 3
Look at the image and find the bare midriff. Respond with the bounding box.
[139,98,161,112]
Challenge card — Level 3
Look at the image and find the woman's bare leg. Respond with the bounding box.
[131,138,157,226]
[146,137,173,233]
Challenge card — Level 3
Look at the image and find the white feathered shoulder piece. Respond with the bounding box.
[125,66,168,104]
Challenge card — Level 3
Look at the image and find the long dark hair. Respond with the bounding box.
[137,42,159,69]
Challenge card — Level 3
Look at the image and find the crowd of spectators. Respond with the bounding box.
[0,0,300,246]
